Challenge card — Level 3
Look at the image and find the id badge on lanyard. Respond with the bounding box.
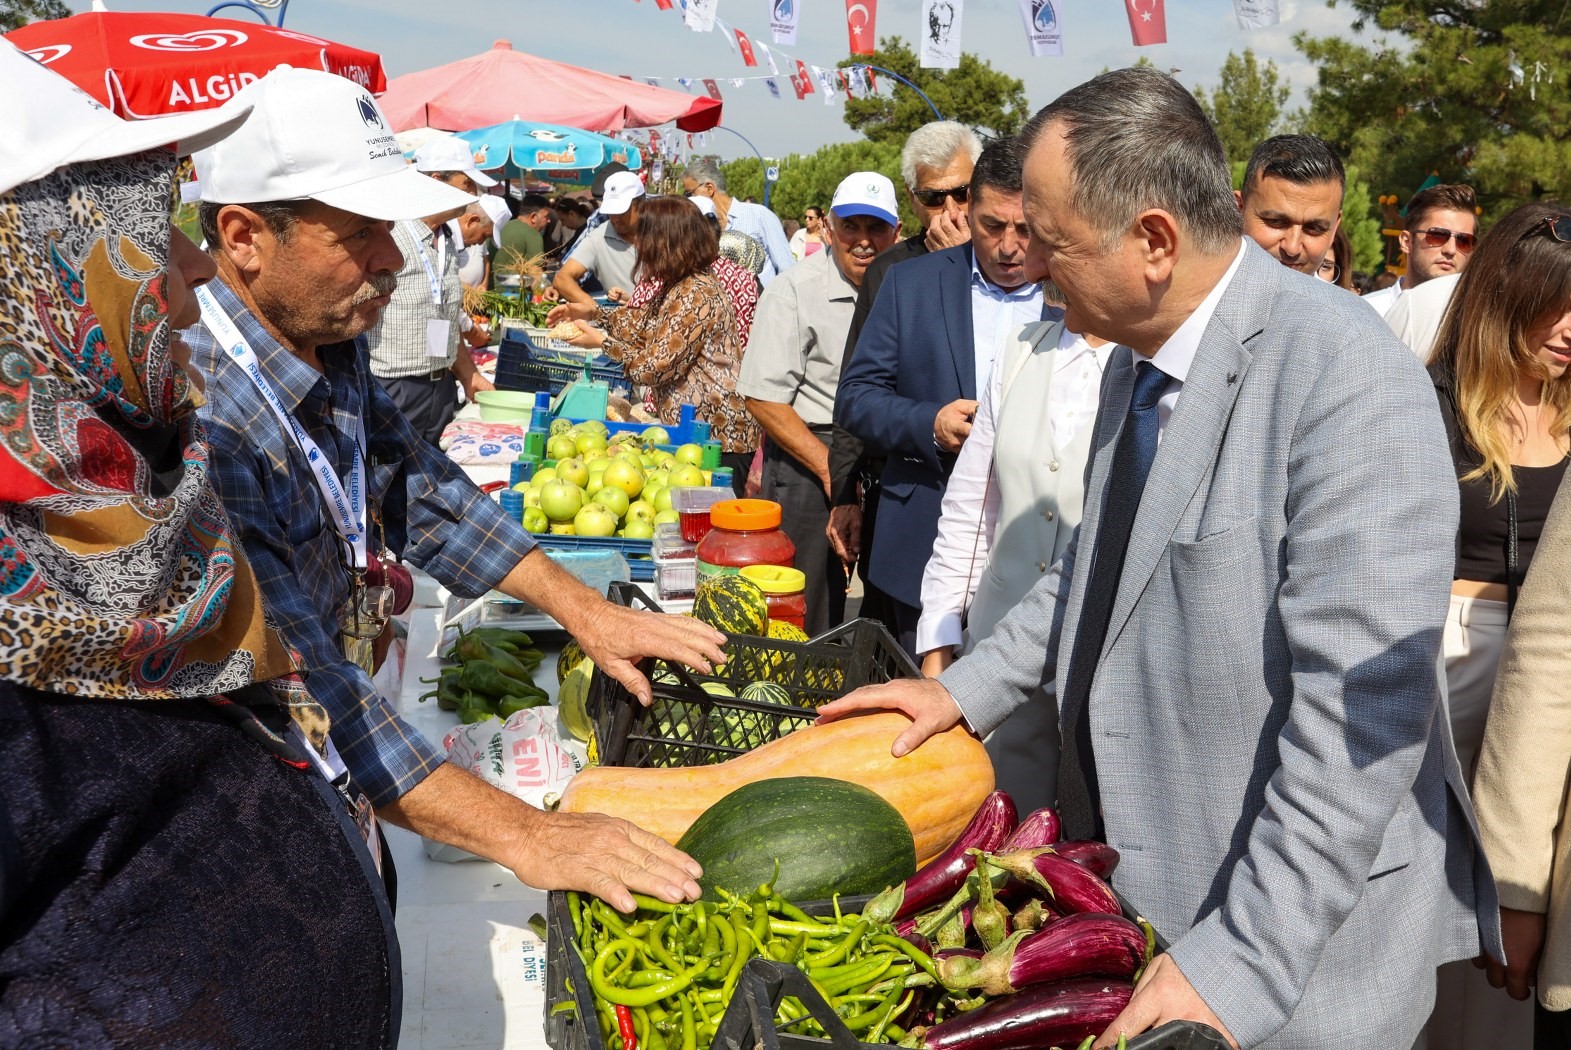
[416,224,452,358]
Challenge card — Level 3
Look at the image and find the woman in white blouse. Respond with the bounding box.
[916,316,1110,811]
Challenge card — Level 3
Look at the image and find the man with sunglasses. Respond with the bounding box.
[681,158,793,284]
[1365,184,1478,317]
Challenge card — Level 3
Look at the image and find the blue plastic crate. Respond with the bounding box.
[531,533,654,582]
[495,332,624,397]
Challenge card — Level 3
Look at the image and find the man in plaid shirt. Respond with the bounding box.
[184,68,723,912]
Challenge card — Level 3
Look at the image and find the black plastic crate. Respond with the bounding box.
[542,890,1228,1050]
[585,582,921,768]
[495,331,625,396]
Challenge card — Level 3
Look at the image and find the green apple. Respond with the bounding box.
[585,474,605,497]
[549,418,573,437]
[621,517,655,540]
[626,500,656,524]
[654,509,680,525]
[573,503,619,537]
[575,431,608,456]
[653,485,675,513]
[653,451,677,469]
[602,459,646,499]
[531,466,558,487]
[576,419,610,439]
[548,522,576,535]
[557,457,589,488]
[640,425,671,447]
[669,464,707,489]
[673,443,705,467]
[593,486,630,519]
[522,507,549,533]
[511,481,531,493]
[546,434,579,461]
[522,487,541,509]
[539,480,584,522]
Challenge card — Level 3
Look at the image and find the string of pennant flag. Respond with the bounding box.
[626,0,1284,98]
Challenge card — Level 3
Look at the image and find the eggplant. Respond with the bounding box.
[933,946,983,962]
[985,848,1121,916]
[864,791,1018,925]
[936,913,1150,996]
[912,977,1133,1050]
[971,852,1011,951]
[1010,898,1057,933]
[1052,840,1121,880]
[1001,807,1062,851]
[898,928,935,956]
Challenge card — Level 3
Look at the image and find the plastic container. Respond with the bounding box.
[509,456,538,486]
[497,488,523,522]
[653,522,698,600]
[694,499,795,587]
[672,486,738,543]
[740,565,807,630]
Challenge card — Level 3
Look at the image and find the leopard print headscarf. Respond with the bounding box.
[0,148,329,752]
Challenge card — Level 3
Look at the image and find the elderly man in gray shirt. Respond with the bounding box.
[738,172,901,634]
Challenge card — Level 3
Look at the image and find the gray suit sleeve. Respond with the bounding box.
[939,526,1078,735]
[1165,341,1459,1046]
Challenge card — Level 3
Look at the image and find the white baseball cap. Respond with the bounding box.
[0,39,253,195]
[478,193,512,248]
[600,171,646,216]
[690,195,717,219]
[414,135,498,189]
[193,67,475,222]
[831,172,900,228]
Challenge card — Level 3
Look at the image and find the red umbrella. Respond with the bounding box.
[4,12,385,118]
[376,40,720,135]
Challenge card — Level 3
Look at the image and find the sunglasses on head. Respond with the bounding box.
[914,185,969,208]
[1415,226,1477,252]
[1535,215,1571,243]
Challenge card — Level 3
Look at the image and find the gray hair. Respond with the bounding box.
[681,158,727,192]
[196,198,308,249]
[901,121,982,190]
[1021,67,1241,255]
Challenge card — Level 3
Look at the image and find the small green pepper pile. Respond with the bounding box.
[563,879,939,1050]
[419,627,549,723]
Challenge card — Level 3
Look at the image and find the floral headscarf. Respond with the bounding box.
[0,148,329,750]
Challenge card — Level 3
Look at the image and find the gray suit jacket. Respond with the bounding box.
[941,242,1500,1049]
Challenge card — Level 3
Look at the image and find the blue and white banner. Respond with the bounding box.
[1017,0,1063,55]
[769,0,799,45]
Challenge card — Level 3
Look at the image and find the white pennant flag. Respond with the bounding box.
[1017,0,1063,55]
[730,78,747,88]
[1232,0,1278,28]
[769,0,799,45]
[676,77,695,91]
[920,0,963,69]
[757,41,781,75]
[813,65,837,104]
[717,17,737,48]
[766,77,782,98]
[684,0,719,31]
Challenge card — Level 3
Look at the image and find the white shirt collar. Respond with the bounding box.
[1054,326,1113,372]
[969,252,1039,301]
[1147,238,1249,383]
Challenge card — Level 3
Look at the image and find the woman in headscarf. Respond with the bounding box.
[0,47,395,1047]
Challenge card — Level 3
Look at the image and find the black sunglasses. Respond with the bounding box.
[1535,215,1571,243]
[914,185,969,208]
[1415,226,1477,253]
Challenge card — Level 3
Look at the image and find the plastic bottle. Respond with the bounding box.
[739,565,807,630]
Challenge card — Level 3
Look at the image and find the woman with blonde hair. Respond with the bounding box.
[1425,201,1571,1049]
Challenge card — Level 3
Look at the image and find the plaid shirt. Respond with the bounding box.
[364,219,463,379]
[186,278,535,805]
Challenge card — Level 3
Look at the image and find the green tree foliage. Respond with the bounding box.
[1296,0,1571,223]
[835,37,1030,145]
[1195,50,1291,167]
[1,0,68,31]
[721,138,919,231]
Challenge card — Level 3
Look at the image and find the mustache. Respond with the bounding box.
[350,273,398,305]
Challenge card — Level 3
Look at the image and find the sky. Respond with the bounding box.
[64,0,1382,161]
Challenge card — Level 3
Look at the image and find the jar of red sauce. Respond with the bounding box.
[740,564,807,630]
[695,499,795,586]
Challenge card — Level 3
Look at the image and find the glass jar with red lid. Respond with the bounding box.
[739,564,807,630]
[695,499,795,585]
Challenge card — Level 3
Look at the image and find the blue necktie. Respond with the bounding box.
[1057,359,1169,838]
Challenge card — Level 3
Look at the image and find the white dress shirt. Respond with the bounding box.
[969,256,1044,398]
[916,324,1110,656]
[1147,239,1249,438]
[1361,279,1404,317]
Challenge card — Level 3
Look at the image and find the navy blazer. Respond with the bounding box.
[834,243,1056,607]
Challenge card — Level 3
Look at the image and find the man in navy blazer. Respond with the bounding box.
[835,136,1056,653]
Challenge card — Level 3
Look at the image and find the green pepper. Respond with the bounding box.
[498,694,548,718]
[459,660,531,699]
[456,695,497,723]
[460,636,540,684]
[418,668,465,711]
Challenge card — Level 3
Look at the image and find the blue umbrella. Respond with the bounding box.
[454,118,643,180]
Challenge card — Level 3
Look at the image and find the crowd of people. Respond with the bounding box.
[2,34,1570,1050]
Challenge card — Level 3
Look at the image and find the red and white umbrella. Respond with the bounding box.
[4,11,385,119]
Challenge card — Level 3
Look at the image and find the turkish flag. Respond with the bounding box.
[845,0,878,55]
[794,59,815,95]
[702,78,723,99]
[735,28,759,66]
[653,0,673,9]
[1125,0,1166,45]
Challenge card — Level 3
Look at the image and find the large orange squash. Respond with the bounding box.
[558,712,994,866]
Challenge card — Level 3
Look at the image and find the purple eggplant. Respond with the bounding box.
[863,791,1018,925]
[1001,807,1062,851]
[897,928,935,955]
[985,848,1121,916]
[912,977,1133,1050]
[1052,840,1121,880]
[936,913,1150,996]
[934,946,983,963]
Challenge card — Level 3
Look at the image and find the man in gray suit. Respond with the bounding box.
[820,68,1500,1049]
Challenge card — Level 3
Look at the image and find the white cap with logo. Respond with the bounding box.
[413,135,498,189]
[478,193,511,248]
[599,171,646,217]
[0,39,253,195]
[831,172,900,228]
[193,66,475,221]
